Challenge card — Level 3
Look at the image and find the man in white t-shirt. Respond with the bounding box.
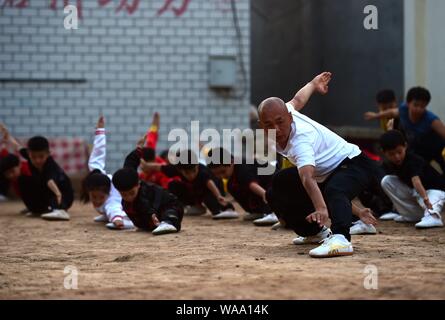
[259,72,383,258]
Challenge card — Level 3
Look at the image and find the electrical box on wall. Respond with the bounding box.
[209,55,237,89]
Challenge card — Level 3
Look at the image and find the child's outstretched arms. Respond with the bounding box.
[364,108,399,121]
[88,115,106,173]
[288,72,332,111]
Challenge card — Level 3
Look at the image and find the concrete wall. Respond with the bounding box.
[251,0,404,128]
[0,0,250,172]
[404,0,445,120]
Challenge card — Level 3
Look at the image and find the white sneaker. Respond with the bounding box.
[293,226,332,245]
[184,204,207,216]
[94,214,108,223]
[309,234,354,258]
[41,209,70,221]
[379,212,400,221]
[0,194,8,202]
[350,220,377,235]
[415,213,443,229]
[271,221,282,230]
[212,210,239,220]
[253,213,279,226]
[394,215,418,223]
[152,221,177,235]
[106,219,135,230]
[243,213,264,221]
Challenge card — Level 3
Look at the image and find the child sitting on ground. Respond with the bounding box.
[0,124,73,220]
[112,167,184,235]
[206,147,278,226]
[81,115,134,230]
[380,130,445,228]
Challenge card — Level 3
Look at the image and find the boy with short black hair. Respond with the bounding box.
[364,89,399,131]
[112,167,183,235]
[380,130,445,228]
[206,147,278,226]
[0,124,73,220]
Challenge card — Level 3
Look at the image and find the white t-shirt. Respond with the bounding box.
[276,103,361,182]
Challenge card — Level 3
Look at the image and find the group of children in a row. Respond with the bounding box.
[0,112,279,236]
[1,72,444,258]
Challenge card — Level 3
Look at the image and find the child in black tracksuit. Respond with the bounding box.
[124,149,238,219]
[112,168,183,235]
[1,127,73,220]
[207,147,278,226]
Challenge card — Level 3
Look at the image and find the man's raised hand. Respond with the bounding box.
[311,72,332,95]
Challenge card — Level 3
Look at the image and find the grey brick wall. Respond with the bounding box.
[0,0,250,172]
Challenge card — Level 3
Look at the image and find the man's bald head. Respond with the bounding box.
[258,97,293,149]
[258,97,288,118]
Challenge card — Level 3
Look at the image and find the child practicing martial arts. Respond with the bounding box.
[0,124,73,220]
[112,167,184,235]
[126,148,239,219]
[379,130,445,228]
[364,89,400,131]
[124,112,178,190]
[81,116,134,230]
[206,147,278,226]
[259,72,386,258]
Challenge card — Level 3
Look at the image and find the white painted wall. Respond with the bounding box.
[404,0,445,120]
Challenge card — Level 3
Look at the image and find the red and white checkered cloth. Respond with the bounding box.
[8,137,89,175]
[48,138,89,175]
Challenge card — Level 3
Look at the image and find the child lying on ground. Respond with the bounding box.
[112,167,184,235]
[81,116,134,230]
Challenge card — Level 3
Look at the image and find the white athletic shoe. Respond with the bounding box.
[243,213,264,221]
[0,194,8,202]
[379,212,400,221]
[212,210,239,220]
[41,209,70,221]
[293,226,332,245]
[415,213,444,229]
[106,219,135,230]
[152,221,177,235]
[94,214,108,223]
[271,221,282,230]
[309,234,354,258]
[394,215,418,223]
[253,213,279,226]
[184,204,207,216]
[350,220,377,235]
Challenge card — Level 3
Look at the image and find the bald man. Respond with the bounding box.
[260,72,383,258]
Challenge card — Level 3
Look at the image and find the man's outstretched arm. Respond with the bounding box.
[287,72,332,111]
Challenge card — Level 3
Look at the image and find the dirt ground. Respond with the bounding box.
[0,200,444,300]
